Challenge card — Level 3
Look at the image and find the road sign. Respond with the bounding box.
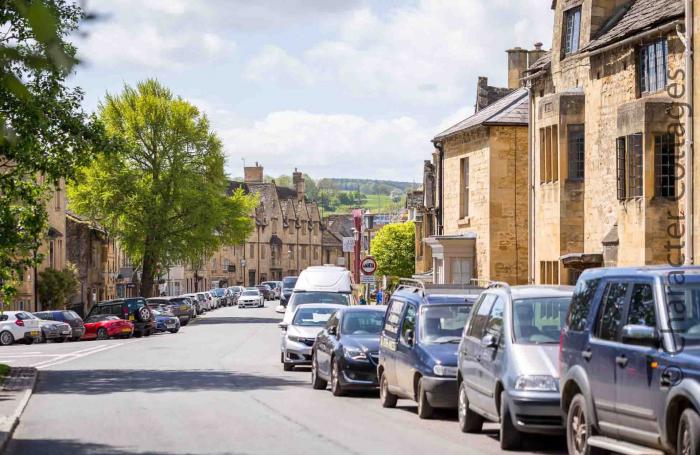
[342,237,355,253]
[360,275,376,284]
[360,257,377,275]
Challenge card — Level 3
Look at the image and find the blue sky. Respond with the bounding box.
[71,0,553,182]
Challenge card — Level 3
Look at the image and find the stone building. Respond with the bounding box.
[183,164,324,290]
[323,214,356,268]
[527,0,686,284]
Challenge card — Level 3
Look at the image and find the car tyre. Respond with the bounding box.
[500,391,522,450]
[311,354,327,390]
[144,329,152,337]
[330,358,344,397]
[56,337,66,343]
[458,381,484,433]
[0,331,14,346]
[379,371,398,408]
[24,337,34,345]
[169,328,179,334]
[417,378,434,419]
[567,394,603,455]
[96,328,109,340]
[678,408,700,455]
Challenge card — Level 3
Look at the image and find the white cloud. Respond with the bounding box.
[244,46,315,86]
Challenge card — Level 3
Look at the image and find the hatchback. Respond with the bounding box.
[281,304,343,371]
[0,311,42,345]
[86,298,155,337]
[34,310,85,341]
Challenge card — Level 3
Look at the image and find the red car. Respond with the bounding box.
[82,315,134,340]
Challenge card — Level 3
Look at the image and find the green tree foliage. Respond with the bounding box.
[0,1,105,302]
[371,222,415,278]
[68,80,257,297]
[37,263,79,310]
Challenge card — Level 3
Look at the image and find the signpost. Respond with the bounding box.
[342,237,355,253]
[360,275,376,284]
[360,256,378,276]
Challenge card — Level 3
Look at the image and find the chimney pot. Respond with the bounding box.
[534,42,543,50]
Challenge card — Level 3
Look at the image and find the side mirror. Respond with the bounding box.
[327,326,337,336]
[481,333,498,349]
[621,325,660,347]
[405,329,414,346]
[278,322,288,331]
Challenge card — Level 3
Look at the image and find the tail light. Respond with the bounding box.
[123,307,129,319]
[15,319,24,327]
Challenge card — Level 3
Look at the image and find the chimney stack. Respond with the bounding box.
[506,47,529,89]
[292,168,305,201]
[528,42,546,70]
[244,161,264,183]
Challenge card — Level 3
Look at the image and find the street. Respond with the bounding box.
[5,303,566,455]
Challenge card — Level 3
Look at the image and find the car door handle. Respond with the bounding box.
[615,355,629,368]
[581,349,593,361]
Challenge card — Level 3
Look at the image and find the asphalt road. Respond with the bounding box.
[6,303,567,455]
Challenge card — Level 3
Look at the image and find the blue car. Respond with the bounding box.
[151,309,180,334]
[377,281,481,419]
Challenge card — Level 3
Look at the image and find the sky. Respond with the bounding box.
[70,0,554,182]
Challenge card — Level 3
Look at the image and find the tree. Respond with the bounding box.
[371,222,415,278]
[37,263,79,310]
[0,1,106,303]
[68,80,257,298]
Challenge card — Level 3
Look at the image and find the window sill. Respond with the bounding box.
[457,217,471,227]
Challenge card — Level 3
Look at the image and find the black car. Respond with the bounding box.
[281,276,298,306]
[34,310,85,341]
[311,306,387,396]
[255,285,273,301]
[560,266,700,455]
[147,297,192,325]
[86,298,155,337]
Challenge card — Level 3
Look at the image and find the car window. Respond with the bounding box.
[420,305,471,344]
[110,304,124,317]
[399,304,416,345]
[35,312,50,320]
[567,278,601,332]
[16,312,32,320]
[596,282,629,341]
[513,297,571,344]
[342,311,385,335]
[384,298,405,337]
[485,297,505,338]
[467,294,496,338]
[293,307,336,327]
[626,283,656,328]
[325,313,339,331]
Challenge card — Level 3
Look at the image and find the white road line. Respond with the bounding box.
[35,339,142,370]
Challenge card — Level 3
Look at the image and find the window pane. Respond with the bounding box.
[596,282,628,341]
[655,134,676,198]
[568,125,585,180]
[468,294,496,338]
[616,137,627,200]
[627,284,656,328]
[400,305,416,344]
[485,297,505,337]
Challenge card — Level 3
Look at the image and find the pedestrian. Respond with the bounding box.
[359,296,367,305]
[376,288,383,305]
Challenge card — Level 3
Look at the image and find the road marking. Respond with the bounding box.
[32,339,143,370]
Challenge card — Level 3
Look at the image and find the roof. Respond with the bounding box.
[508,285,575,299]
[580,0,684,53]
[581,265,700,282]
[433,87,529,141]
[526,51,551,73]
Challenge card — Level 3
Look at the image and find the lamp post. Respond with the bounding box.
[240,259,246,287]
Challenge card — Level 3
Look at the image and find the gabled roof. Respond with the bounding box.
[580,0,684,53]
[526,51,551,73]
[433,87,529,141]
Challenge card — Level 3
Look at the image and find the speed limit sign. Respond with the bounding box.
[360,257,378,275]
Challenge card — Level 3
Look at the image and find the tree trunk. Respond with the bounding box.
[140,245,156,298]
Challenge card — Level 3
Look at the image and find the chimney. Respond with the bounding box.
[506,47,529,89]
[244,161,263,183]
[292,168,305,201]
[475,77,489,112]
[528,42,546,69]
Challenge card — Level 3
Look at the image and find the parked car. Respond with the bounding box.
[311,306,387,395]
[560,266,700,455]
[205,291,218,309]
[151,309,181,334]
[281,276,298,306]
[280,304,344,371]
[182,293,206,314]
[147,297,191,325]
[261,281,281,300]
[210,288,229,307]
[229,286,244,305]
[238,289,264,308]
[457,284,573,450]
[34,316,72,343]
[34,310,85,341]
[0,311,42,345]
[86,298,155,337]
[82,315,134,340]
[378,282,480,419]
[255,284,273,301]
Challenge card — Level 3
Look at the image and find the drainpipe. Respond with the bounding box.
[684,2,695,264]
[434,141,445,236]
[526,84,536,283]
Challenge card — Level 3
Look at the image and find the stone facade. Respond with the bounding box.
[529,0,686,284]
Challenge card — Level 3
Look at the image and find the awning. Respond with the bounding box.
[560,253,604,270]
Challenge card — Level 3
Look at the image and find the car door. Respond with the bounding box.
[587,280,630,438]
[478,295,505,417]
[316,314,338,377]
[614,281,664,445]
[460,293,496,411]
[395,303,417,396]
[380,297,406,392]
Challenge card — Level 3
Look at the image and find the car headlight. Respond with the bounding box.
[433,365,458,377]
[514,375,559,392]
[287,335,303,342]
[343,347,367,361]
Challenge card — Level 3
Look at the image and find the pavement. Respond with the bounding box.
[4,302,566,455]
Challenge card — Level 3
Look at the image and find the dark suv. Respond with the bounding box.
[560,266,700,455]
[87,298,155,337]
[34,310,85,341]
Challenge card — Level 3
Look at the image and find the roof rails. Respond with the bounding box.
[395,279,426,294]
[487,281,512,295]
[395,278,492,296]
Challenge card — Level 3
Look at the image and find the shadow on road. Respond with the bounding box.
[7,438,239,455]
[36,369,306,395]
[191,316,281,326]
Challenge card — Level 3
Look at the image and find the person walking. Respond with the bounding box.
[376,288,383,305]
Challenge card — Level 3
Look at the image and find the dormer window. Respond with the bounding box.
[563,7,581,56]
[639,39,668,94]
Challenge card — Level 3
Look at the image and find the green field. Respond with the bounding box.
[320,193,406,216]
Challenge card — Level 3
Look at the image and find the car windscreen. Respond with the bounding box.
[148,299,168,305]
[170,298,188,305]
[419,305,472,344]
[63,311,79,320]
[512,297,571,344]
[283,277,297,288]
[241,291,258,296]
[665,284,700,346]
[292,307,337,327]
[341,311,385,335]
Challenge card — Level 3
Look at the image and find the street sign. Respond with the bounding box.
[342,237,355,253]
[360,275,376,284]
[360,257,377,275]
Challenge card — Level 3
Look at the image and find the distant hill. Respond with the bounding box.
[320,178,417,195]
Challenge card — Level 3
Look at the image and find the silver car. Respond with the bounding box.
[238,289,264,308]
[279,304,344,371]
[457,284,573,450]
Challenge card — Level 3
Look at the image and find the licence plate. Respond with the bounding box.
[129,315,135,321]
[61,330,70,335]
[121,328,131,333]
[166,324,176,329]
[30,331,39,337]
[180,306,187,311]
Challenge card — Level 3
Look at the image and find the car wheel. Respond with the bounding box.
[379,371,397,408]
[500,391,522,450]
[169,329,179,334]
[417,378,433,419]
[0,331,14,346]
[567,394,603,455]
[40,333,47,344]
[182,321,188,326]
[678,408,700,455]
[134,331,143,338]
[311,354,328,390]
[330,358,344,397]
[56,337,66,343]
[96,328,109,340]
[144,329,152,337]
[458,381,483,433]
